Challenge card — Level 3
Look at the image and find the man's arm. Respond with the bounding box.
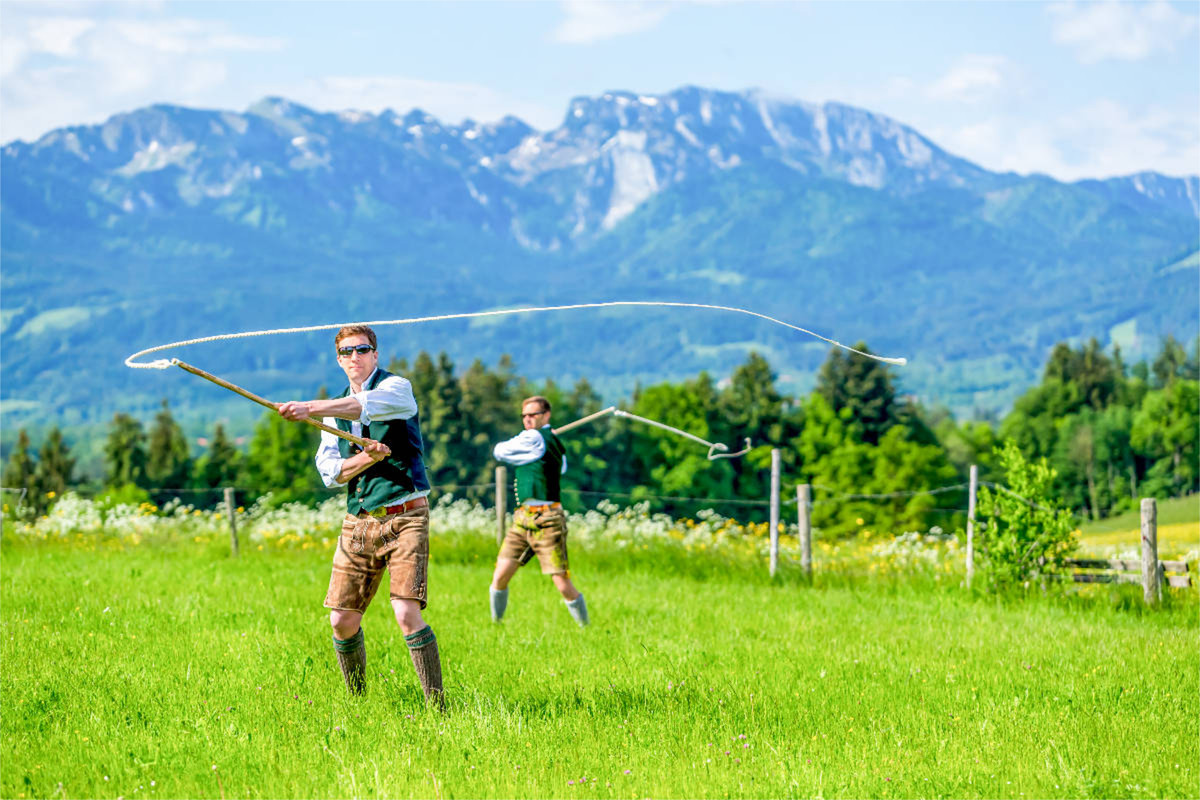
[493,429,546,465]
[280,376,418,424]
[280,396,363,423]
[316,428,392,487]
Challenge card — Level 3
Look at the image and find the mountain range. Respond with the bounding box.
[2,85,1197,440]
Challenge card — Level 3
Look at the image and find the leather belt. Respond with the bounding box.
[520,501,562,513]
[361,496,428,518]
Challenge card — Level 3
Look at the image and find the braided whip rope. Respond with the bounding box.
[124,301,907,457]
[123,301,908,370]
[552,406,752,461]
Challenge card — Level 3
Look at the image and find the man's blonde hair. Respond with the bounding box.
[522,395,551,414]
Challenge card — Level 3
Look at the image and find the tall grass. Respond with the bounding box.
[1,498,1196,799]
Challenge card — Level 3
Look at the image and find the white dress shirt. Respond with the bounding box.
[492,425,567,506]
[314,369,428,500]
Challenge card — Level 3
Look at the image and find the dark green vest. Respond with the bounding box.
[513,427,565,505]
[336,369,430,514]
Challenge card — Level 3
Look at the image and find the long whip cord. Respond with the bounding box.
[123,301,908,369]
[124,301,907,453]
[553,406,752,460]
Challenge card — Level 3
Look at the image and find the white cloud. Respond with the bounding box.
[927,98,1199,180]
[551,0,673,44]
[0,11,284,142]
[285,76,561,129]
[26,17,96,58]
[104,20,282,55]
[926,55,1010,104]
[1049,0,1199,63]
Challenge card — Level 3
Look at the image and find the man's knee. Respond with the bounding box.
[330,609,362,640]
[391,598,425,634]
[551,574,579,601]
[491,558,520,590]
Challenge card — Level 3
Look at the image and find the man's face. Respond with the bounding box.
[522,402,550,430]
[336,334,378,386]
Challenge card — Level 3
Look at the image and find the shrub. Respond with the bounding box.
[975,440,1078,591]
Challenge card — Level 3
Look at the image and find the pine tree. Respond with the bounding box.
[815,342,898,445]
[720,352,784,441]
[244,409,324,506]
[146,399,192,494]
[1152,334,1190,388]
[196,422,242,505]
[103,413,148,489]
[407,352,439,412]
[428,352,467,487]
[33,427,75,513]
[459,355,522,497]
[3,429,37,518]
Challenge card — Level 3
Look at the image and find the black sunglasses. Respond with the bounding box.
[337,344,376,357]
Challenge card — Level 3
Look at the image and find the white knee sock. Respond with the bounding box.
[490,587,508,622]
[564,593,588,627]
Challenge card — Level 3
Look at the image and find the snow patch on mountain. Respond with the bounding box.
[845,153,887,189]
[812,107,833,157]
[116,140,196,176]
[674,118,702,148]
[603,130,658,229]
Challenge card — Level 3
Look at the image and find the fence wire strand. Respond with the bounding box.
[8,476,1078,522]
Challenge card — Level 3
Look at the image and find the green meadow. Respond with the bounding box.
[3,520,1197,800]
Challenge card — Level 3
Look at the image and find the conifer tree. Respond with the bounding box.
[3,429,37,518]
[33,427,75,513]
[426,352,467,486]
[459,355,522,495]
[244,409,323,506]
[195,422,242,505]
[815,342,898,445]
[103,413,148,489]
[1152,334,1190,388]
[146,399,191,494]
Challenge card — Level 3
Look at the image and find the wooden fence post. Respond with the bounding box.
[797,483,812,579]
[495,466,507,547]
[769,449,781,577]
[966,464,977,588]
[224,487,239,558]
[1141,497,1160,606]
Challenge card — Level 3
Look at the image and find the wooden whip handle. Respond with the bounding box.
[171,359,370,448]
[552,406,617,435]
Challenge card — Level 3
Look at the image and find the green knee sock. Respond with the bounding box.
[404,625,445,710]
[332,628,366,695]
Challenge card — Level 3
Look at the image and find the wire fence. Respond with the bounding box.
[0,479,1055,515]
[0,470,1069,527]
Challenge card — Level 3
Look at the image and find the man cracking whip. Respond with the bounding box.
[488,395,589,627]
[277,324,444,708]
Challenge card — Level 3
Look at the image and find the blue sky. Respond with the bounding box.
[2,0,1196,180]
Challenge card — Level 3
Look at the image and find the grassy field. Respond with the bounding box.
[2,524,1197,800]
[1078,495,1199,535]
[1077,495,1199,559]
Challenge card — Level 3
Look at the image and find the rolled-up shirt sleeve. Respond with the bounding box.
[351,375,418,425]
[315,420,346,488]
[493,429,546,465]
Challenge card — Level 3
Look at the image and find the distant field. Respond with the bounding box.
[1078,495,1199,560]
[2,526,1197,800]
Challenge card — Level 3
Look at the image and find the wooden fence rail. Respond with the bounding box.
[1065,559,1192,588]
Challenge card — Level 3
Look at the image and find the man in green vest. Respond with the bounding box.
[488,395,589,627]
[277,324,444,707]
